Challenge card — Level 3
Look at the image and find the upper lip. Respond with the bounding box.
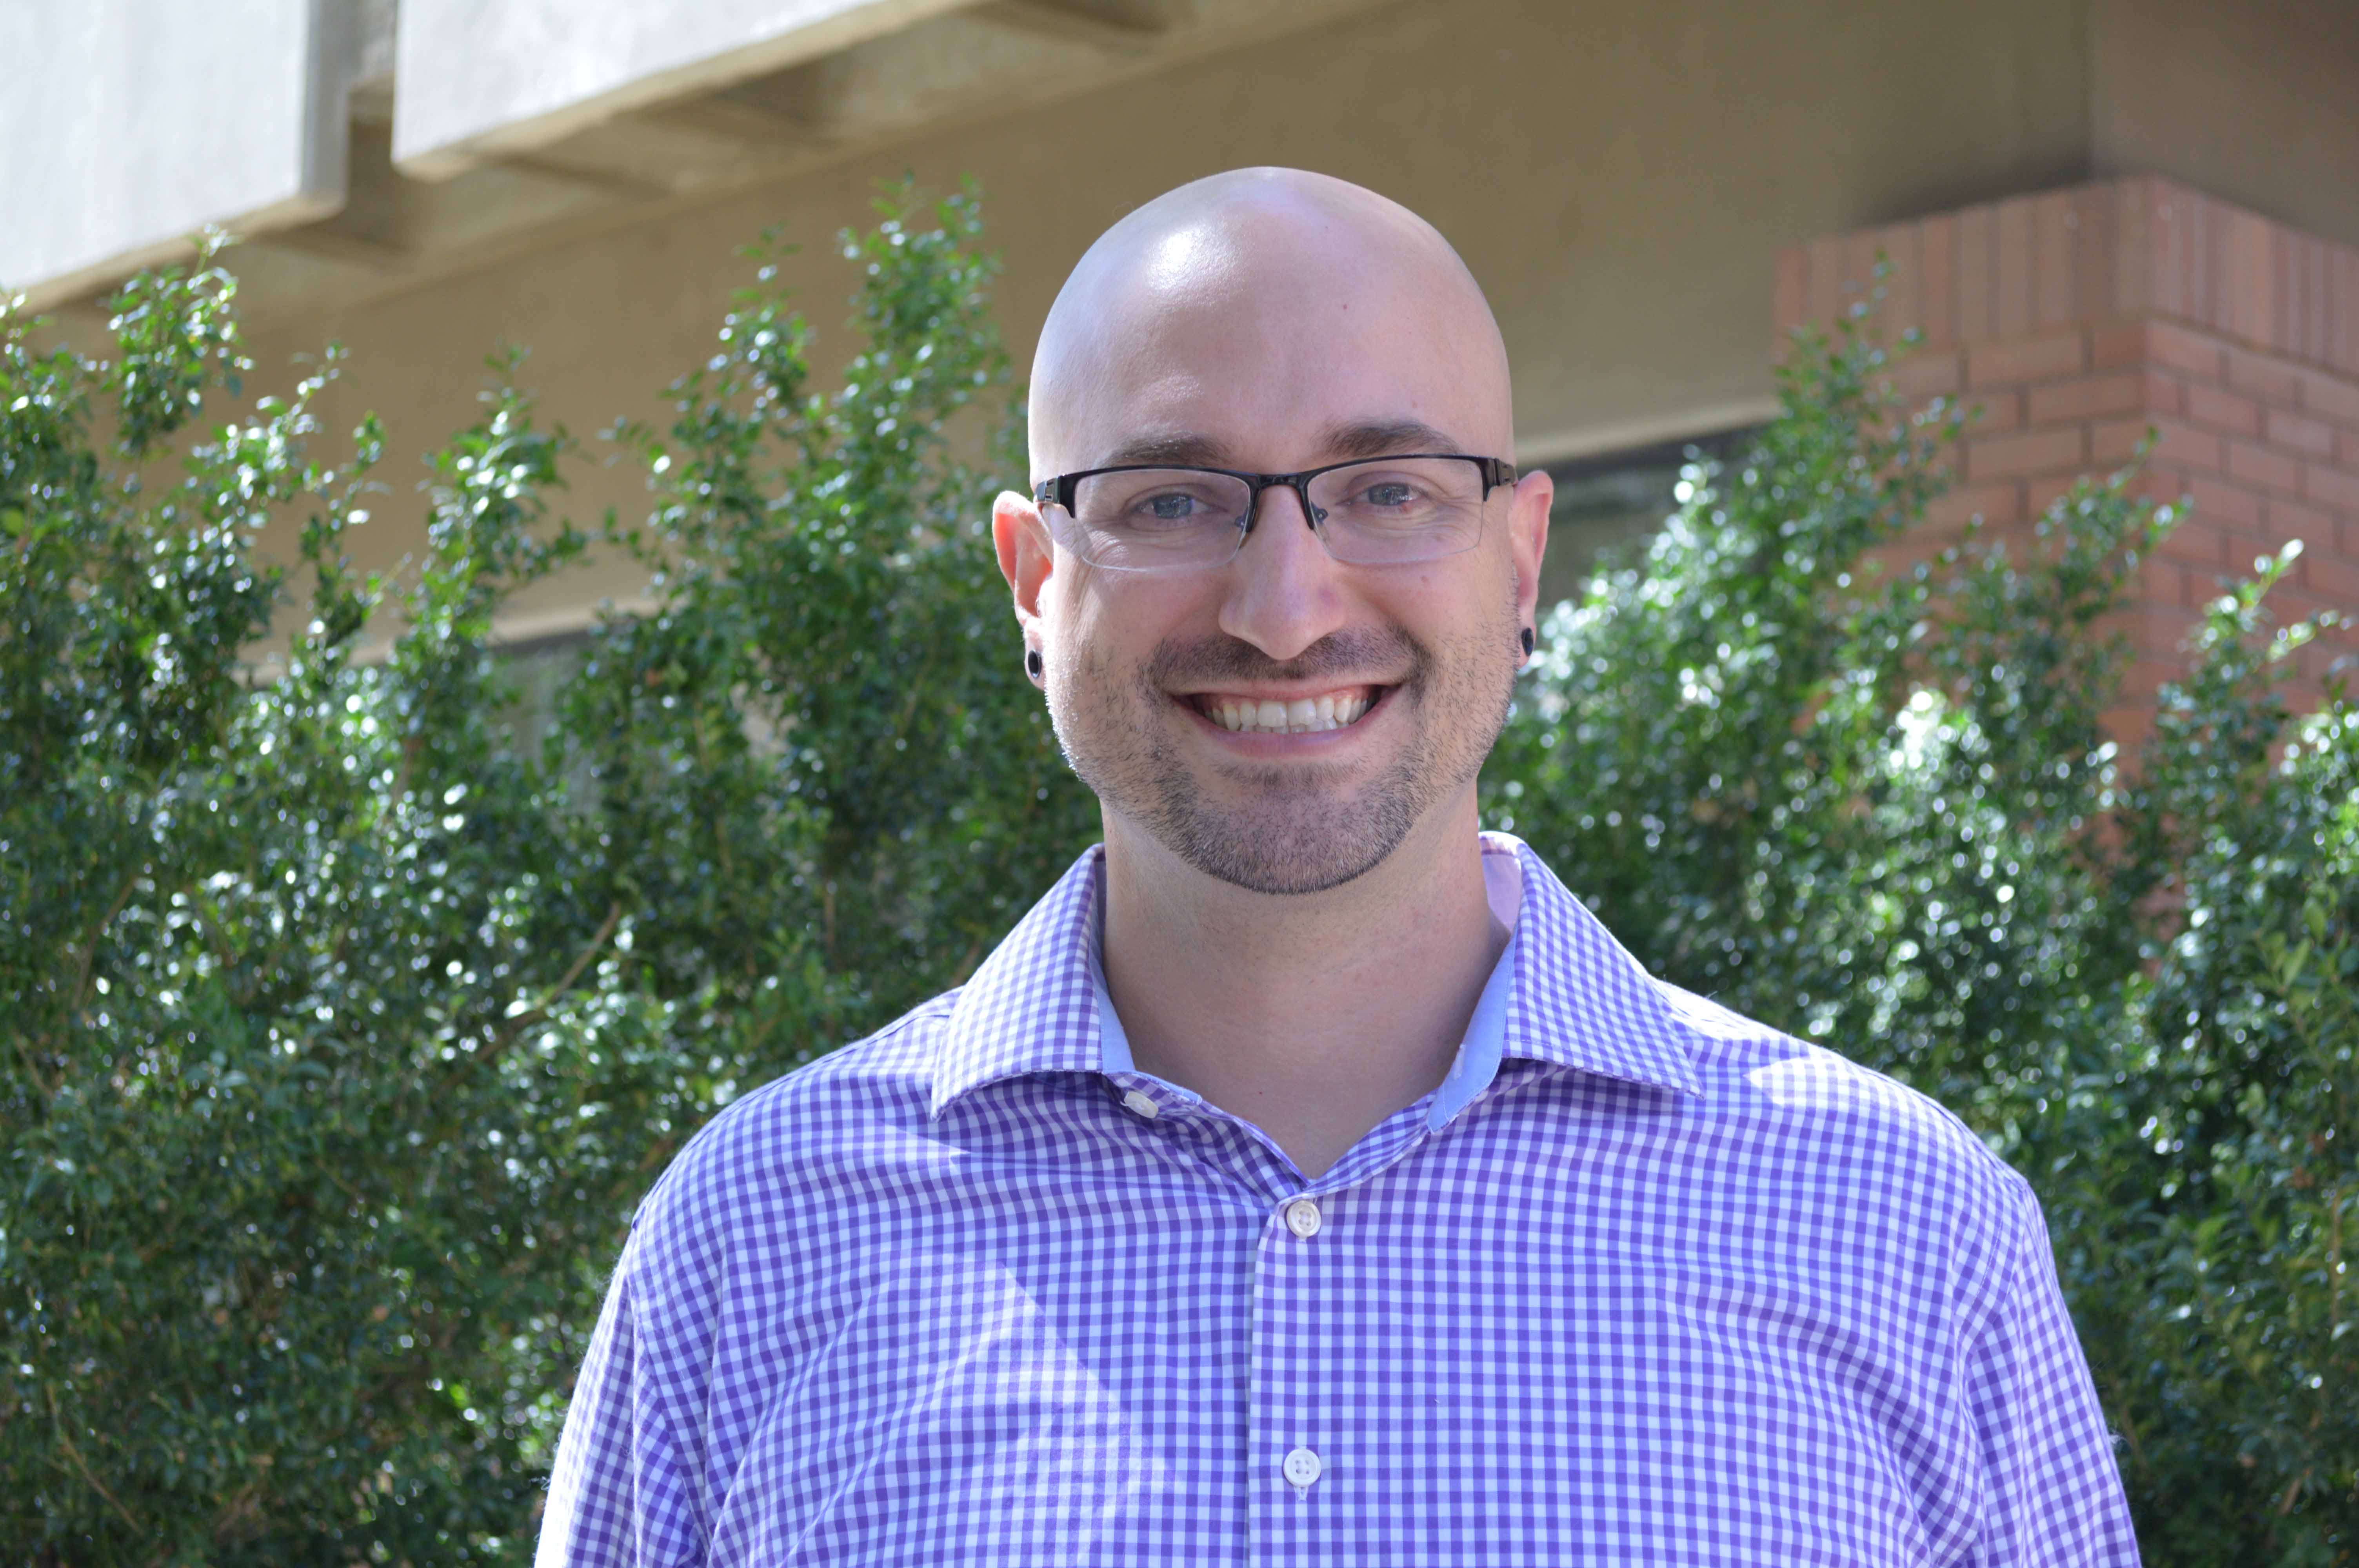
[1166,679,1398,701]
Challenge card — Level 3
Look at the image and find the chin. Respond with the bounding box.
[1149,769,1431,896]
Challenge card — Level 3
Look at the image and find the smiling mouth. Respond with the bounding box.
[1182,684,1388,735]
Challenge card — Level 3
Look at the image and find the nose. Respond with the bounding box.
[1217,482,1350,663]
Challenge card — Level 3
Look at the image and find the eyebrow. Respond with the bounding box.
[1097,431,1236,468]
[1316,418,1467,461]
[1090,418,1467,474]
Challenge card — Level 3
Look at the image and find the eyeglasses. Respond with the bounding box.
[1032,453,1517,572]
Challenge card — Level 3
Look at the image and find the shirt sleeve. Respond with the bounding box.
[1963,1177,2143,1566]
[536,1227,702,1568]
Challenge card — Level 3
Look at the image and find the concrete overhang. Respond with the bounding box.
[389,0,981,180]
[5,0,1369,324]
[0,0,355,310]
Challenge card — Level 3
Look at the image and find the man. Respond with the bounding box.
[539,168,2140,1564]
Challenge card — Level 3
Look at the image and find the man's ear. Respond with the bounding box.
[992,489,1055,629]
[1508,468,1552,649]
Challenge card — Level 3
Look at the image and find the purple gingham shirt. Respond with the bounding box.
[538,834,2139,1565]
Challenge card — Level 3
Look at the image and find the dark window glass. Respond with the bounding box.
[494,630,590,756]
[1537,427,1759,611]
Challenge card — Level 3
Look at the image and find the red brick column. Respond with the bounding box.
[1774,176,2359,725]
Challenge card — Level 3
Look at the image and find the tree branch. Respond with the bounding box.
[47,1385,138,1534]
[67,871,140,1017]
[454,900,625,1083]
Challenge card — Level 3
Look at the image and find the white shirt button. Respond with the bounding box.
[1283,1198,1323,1239]
[1282,1446,1323,1488]
[1120,1089,1159,1119]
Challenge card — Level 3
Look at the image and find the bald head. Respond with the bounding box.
[1029,169,1513,479]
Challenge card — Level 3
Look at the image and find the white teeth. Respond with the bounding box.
[1202,690,1376,734]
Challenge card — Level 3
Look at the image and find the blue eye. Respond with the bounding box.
[1145,493,1197,520]
[1361,482,1416,508]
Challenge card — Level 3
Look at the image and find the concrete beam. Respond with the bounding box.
[221,0,1389,327]
[1007,0,1194,31]
[391,0,982,180]
[977,0,1188,50]
[1,0,353,309]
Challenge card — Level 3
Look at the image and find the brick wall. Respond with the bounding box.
[1773,176,2359,730]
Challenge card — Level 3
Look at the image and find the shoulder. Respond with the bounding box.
[1652,978,2035,1227]
[1590,979,2046,1338]
[1498,837,2030,1220]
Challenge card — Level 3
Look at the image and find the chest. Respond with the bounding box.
[688,1137,1979,1566]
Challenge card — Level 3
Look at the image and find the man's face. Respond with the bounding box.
[1001,209,1549,895]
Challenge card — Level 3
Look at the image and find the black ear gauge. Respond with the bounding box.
[1025,648,1044,679]
[1519,627,1535,657]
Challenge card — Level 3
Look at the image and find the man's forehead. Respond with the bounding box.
[1047,299,1503,468]
[1096,419,1471,471]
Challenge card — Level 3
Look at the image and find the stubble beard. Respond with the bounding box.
[1048,618,1516,896]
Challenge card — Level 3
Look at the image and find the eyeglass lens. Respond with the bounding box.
[1055,457,1491,570]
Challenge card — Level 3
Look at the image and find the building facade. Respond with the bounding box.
[9,0,2359,678]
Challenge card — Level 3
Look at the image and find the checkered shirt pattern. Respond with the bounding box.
[537,834,2140,1566]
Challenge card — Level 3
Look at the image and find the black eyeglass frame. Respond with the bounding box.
[1033,453,1519,556]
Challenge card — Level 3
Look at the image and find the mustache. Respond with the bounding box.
[1144,626,1426,688]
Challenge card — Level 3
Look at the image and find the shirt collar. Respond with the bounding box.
[1495,834,1704,1096]
[930,833,1702,1116]
[930,846,1108,1115]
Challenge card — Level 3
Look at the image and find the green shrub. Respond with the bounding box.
[2,198,2350,1563]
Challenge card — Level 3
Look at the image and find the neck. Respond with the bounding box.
[1099,795,1506,1180]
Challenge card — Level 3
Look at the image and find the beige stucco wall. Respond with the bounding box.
[157,0,2346,641]
[2092,0,2359,251]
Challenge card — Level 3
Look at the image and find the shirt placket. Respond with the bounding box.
[1240,1106,1438,1565]
[1248,1184,1336,1564]
[1102,1071,1458,1563]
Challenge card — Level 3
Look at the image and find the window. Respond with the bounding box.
[1536,427,1758,610]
